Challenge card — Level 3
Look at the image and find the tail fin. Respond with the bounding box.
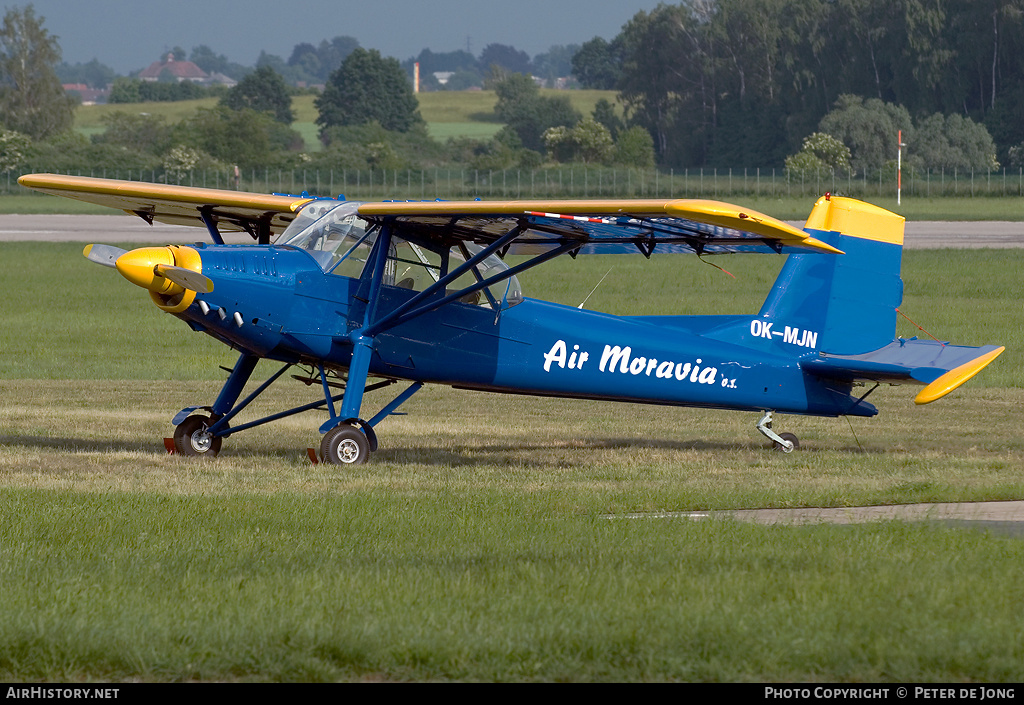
[767,195,1004,403]
[759,195,905,355]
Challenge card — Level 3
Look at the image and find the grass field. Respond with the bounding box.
[0,242,1022,682]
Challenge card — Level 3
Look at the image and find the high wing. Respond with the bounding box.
[358,199,844,256]
[17,174,313,243]
[19,174,840,255]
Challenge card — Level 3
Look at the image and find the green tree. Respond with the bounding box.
[316,48,422,135]
[189,45,248,81]
[611,126,655,167]
[479,43,531,75]
[571,36,622,89]
[0,128,30,171]
[617,4,708,165]
[592,98,623,139]
[493,73,580,152]
[819,95,913,172]
[784,132,853,175]
[108,76,141,103]
[162,145,224,183]
[56,58,115,89]
[220,65,294,124]
[571,118,614,163]
[532,44,579,85]
[912,113,999,171]
[177,106,300,169]
[0,5,75,139]
[312,121,449,172]
[93,111,173,155]
[542,118,613,164]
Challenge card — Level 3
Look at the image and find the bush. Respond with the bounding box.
[162,145,225,183]
[0,129,31,172]
[913,113,999,172]
[611,126,655,168]
[784,132,852,176]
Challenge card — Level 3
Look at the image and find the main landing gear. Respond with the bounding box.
[320,424,370,465]
[756,411,800,453]
[173,413,224,457]
[168,352,422,465]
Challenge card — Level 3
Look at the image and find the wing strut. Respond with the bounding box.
[199,207,226,245]
[362,221,528,337]
[376,240,581,335]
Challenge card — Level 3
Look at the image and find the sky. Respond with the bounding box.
[20,0,666,73]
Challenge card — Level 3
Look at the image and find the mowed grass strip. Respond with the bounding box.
[2,487,1024,682]
[1,379,1023,504]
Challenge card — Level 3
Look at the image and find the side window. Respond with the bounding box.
[387,240,442,291]
[446,244,524,309]
[330,230,374,279]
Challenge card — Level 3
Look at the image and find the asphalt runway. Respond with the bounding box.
[1,213,1024,247]
[5,212,1022,530]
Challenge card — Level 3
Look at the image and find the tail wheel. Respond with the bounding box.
[320,424,370,465]
[173,414,223,457]
[773,432,799,453]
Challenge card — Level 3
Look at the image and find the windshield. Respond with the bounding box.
[278,200,371,271]
[277,201,523,310]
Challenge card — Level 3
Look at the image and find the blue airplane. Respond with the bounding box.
[19,174,1004,464]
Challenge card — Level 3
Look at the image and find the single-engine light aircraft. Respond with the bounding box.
[19,174,1004,464]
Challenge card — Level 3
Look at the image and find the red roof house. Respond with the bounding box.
[138,53,208,82]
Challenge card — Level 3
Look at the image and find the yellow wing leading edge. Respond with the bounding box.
[17,174,313,237]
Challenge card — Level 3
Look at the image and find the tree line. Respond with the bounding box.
[0,3,652,180]
[571,0,1024,170]
[2,2,1020,181]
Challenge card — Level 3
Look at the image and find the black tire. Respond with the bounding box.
[773,432,799,453]
[320,424,370,465]
[173,414,223,457]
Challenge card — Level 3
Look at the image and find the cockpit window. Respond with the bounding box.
[279,202,523,309]
[387,240,442,292]
[446,243,524,309]
[385,239,523,310]
[278,200,373,273]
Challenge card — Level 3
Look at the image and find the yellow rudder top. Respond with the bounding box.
[803,195,905,246]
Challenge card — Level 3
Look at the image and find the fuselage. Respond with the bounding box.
[174,242,871,419]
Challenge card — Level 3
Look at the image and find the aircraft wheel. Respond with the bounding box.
[773,432,799,453]
[320,424,370,465]
[173,414,223,457]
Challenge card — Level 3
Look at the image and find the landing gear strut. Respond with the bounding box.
[757,411,799,453]
[170,350,422,465]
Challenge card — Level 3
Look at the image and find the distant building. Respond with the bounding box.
[205,72,238,89]
[138,54,208,83]
[62,83,109,104]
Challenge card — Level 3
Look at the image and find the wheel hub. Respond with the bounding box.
[190,427,214,453]
[336,438,361,463]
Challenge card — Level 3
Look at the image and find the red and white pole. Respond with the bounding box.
[897,129,906,205]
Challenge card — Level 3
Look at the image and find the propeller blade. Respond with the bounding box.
[83,243,128,268]
[154,264,214,293]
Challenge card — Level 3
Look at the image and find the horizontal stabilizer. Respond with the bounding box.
[802,340,1004,403]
